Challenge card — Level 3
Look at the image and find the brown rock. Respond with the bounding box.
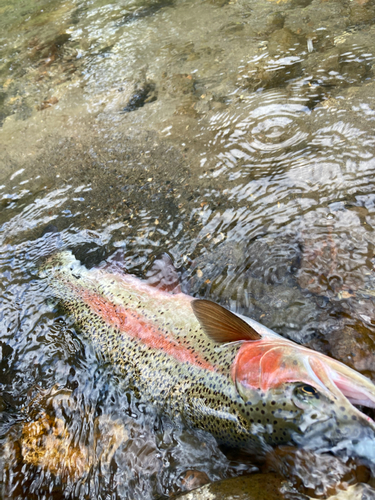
[181,470,210,492]
[38,96,59,111]
[238,57,302,92]
[349,4,375,23]
[268,28,303,55]
[21,413,90,479]
[161,73,196,97]
[264,446,370,498]
[175,472,289,499]
[326,319,375,375]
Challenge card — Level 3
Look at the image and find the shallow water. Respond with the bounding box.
[1,0,375,497]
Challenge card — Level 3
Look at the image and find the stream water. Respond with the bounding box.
[1,0,375,498]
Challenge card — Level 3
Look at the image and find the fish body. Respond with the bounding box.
[41,251,375,457]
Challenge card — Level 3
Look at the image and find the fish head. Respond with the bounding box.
[191,299,375,458]
[234,340,375,455]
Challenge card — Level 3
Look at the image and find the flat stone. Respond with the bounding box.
[175,473,289,499]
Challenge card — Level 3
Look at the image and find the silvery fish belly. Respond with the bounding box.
[40,251,375,458]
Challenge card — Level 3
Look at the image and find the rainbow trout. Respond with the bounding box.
[41,251,375,459]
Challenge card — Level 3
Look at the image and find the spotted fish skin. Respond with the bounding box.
[40,252,375,456]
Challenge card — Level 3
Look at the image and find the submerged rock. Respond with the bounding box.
[5,408,127,482]
[1,386,130,496]
[161,73,196,97]
[296,207,375,377]
[174,468,374,499]
[238,55,303,92]
[122,81,157,113]
[349,4,375,25]
[268,28,304,56]
[263,446,370,498]
[297,208,374,299]
[175,472,289,499]
[265,12,286,32]
[180,469,211,492]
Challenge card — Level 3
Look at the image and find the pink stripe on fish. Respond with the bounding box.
[73,284,216,372]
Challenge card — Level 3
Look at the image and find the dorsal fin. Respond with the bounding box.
[191,299,261,343]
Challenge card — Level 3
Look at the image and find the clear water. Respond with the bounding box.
[1,0,375,497]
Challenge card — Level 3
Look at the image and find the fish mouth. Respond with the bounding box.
[293,356,375,458]
[310,355,375,424]
[329,370,375,409]
[285,348,375,462]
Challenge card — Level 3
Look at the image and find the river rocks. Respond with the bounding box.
[175,473,290,499]
[174,471,374,499]
[159,72,201,115]
[237,28,305,91]
[238,55,303,92]
[302,47,341,86]
[2,392,128,486]
[117,0,174,26]
[174,448,374,499]
[122,81,157,112]
[349,4,375,25]
[266,12,286,31]
[325,318,375,374]
[290,0,313,8]
[37,96,59,111]
[268,28,304,56]
[19,413,91,479]
[296,207,375,375]
[180,470,211,492]
[161,73,196,97]
[297,208,374,299]
[289,41,372,105]
[263,446,370,498]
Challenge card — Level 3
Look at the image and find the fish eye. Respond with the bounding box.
[292,384,321,409]
[300,385,318,396]
[294,384,319,399]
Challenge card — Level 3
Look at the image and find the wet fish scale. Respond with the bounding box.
[41,251,375,458]
[41,252,300,450]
